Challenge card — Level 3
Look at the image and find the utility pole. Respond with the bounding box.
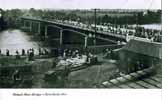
[135,13,138,34]
[161,5,162,34]
[93,9,98,46]
[0,10,2,30]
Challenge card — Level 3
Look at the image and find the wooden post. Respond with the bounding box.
[94,9,97,46]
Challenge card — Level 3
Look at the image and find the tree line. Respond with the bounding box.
[0,8,161,30]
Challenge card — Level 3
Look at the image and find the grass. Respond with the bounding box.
[0,56,28,66]
[65,61,118,88]
[0,54,120,88]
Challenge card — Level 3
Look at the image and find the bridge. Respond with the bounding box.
[20,17,127,48]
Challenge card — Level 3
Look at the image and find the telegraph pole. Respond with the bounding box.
[0,10,2,30]
[161,5,162,34]
[135,12,138,34]
[93,9,98,46]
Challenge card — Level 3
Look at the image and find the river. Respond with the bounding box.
[0,29,40,55]
[0,24,160,55]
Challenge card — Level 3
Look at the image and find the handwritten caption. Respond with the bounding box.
[13,92,67,96]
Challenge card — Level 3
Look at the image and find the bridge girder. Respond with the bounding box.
[20,17,126,46]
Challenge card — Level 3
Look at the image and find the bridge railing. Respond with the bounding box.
[21,17,162,43]
[20,17,128,40]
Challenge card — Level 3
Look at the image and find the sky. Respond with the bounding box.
[0,0,161,9]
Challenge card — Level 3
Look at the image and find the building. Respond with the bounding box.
[119,39,162,74]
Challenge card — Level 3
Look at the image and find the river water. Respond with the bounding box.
[0,24,161,55]
[0,29,40,55]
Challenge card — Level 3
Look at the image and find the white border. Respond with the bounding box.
[0,89,161,100]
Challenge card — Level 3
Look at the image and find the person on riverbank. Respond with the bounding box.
[15,50,20,59]
[31,48,34,55]
[38,48,42,55]
[44,48,49,55]
[22,49,25,56]
[63,50,66,58]
[28,49,34,61]
[6,49,9,56]
[12,69,21,81]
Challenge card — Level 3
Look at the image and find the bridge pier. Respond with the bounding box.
[93,34,96,46]
[29,21,32,32]
[23,20,26,28]
[20,17,127,46]
[60,30,63,47]
[84,36,88,48]
[45,25,48,39]
[23,20,28,29]
[31,21,41,35]
[38,22,41,35]
[22,20,32,32]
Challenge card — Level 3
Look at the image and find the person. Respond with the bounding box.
[28,49,34,61]
[6,49,9,56]
[12,69,21,81]
[86,52,93,64]
[72,50,75,58]
[44,48,49,55]
[22,49,25,56]
[31,48,34,55]
[63,50,66,58]
[68,50,72,57]
[16,50,19,55]
[27,49,29,55]
[38,48,42,55]
[106,49,112,59]
[15,50,20,59]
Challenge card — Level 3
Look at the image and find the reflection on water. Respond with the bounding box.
[0,29,39,55]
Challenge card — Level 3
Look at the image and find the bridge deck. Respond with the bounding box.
[21,17,126,41]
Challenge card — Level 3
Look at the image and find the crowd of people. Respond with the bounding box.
[0,47,98,64]
[55,19,162,42]
[55,48,98,66]
[0,48,49,61]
